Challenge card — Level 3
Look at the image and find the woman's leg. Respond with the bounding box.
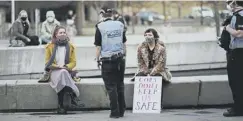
[57,89,67,114]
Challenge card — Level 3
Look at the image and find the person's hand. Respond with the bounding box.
[26,38,31,42]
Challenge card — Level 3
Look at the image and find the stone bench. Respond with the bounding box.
[0,75,232,110]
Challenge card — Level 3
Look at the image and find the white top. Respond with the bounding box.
[55,46,66,67]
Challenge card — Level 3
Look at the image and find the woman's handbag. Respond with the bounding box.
[161,67,172,82]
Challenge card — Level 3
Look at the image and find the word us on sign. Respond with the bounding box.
[133,76,162,113]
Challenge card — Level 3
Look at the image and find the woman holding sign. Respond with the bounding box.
[131,28,171,82]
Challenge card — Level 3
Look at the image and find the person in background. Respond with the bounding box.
[40,11,60,44]
[9,10,39,47]
[66,10,76,21]
[112,10,127,32]
[45,26,83,114]
[66,10,77,41]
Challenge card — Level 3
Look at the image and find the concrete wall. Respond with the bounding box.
[0,40,227,77]
[0,75,233,110]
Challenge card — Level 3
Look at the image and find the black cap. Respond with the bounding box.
[100,6,112,14]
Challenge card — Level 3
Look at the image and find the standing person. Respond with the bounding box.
[94,6,127,118]
[9,10,39,47]
[40,11,60,44]
[45,26,82,114]
[223,0,243,117]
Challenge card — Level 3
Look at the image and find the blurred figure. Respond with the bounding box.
[148,15,154,26]
[66,10,77,40]
[9,10,39,47]
[66,10,76,21]
[112,10,127,32]
[124,14,131,26]
[40,11,60,44]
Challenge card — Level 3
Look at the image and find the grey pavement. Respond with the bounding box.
[1,109,243,121]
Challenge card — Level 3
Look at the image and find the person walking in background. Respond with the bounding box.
[9,10,39,47]
[45,26,83,114]
[94,6,127,118]
[66,10,77,40]
[40,11,60,44]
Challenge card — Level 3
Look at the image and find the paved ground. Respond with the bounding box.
[1,109,243,121]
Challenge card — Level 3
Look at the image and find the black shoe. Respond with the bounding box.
[110,115,120,119]
[119,114,124,117]
[223,108,243,117]
[63,92,72,110]
[57,107,67,114]
[70,93,85,108]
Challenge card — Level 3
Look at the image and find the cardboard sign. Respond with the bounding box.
[132,76,162,113]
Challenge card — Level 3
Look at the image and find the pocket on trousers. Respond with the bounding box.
[102,63,116,72]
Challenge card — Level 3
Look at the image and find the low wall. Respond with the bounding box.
[0,40,227,78]
[0,75,232,110]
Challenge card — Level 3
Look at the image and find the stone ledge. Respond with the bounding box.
[0,75,232,110]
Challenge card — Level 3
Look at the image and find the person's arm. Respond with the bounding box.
[150,47,166,76]
[45,45,59,70]
[41,22,51,38]
[137,45,149,74]
[12,22,29,41]
[94,26,102,60]
[226,25,243,38]
[64,45,77,70]
[123,31,127,56]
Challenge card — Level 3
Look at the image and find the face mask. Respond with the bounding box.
[145,36,154,43]
[21,17,27,21]
[47,17,54,23]
[56,35,68,46]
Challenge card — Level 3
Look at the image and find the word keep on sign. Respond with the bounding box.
[133,76,162,113]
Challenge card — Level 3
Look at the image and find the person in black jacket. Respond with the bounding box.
[223,0,243,117]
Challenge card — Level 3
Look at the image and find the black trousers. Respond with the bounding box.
[57,86,73,108]
[15,35,39,46]
[227,49,243,112]
[101,58,126,116]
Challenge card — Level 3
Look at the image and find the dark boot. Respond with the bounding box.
[223,108,243,117]
[57,105,67,114]
[70,92,85,108]
[63,92,72,110]
[57,91,67,114]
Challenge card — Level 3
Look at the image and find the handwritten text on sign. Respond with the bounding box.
[133,76,162,113]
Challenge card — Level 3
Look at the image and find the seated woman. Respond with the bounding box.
[45,26,82,114]
[131,28,171,82]
[9,10,39,47]
[40,11,60,44]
